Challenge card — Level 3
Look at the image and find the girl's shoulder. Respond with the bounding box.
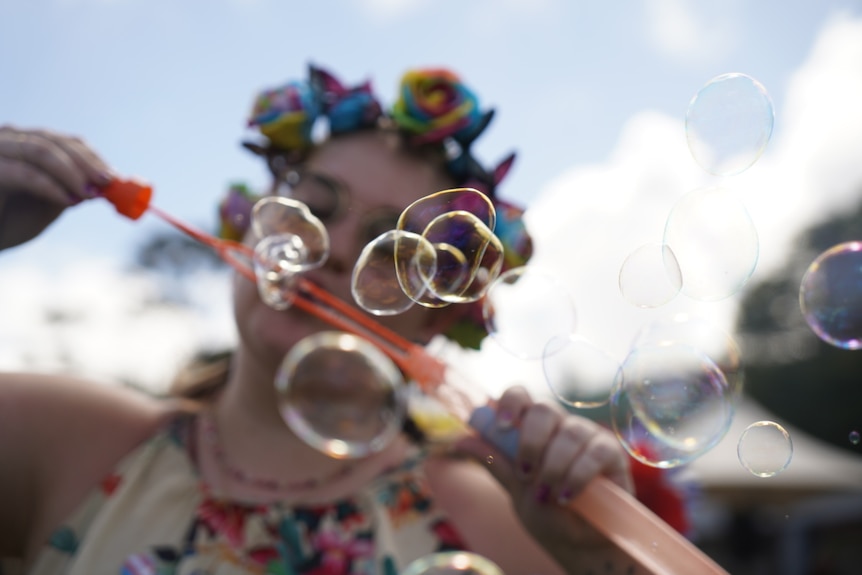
[0,372,194,561]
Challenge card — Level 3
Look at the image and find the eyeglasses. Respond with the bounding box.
[273,169,403,247]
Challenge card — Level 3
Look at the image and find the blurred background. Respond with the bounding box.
[3,1,862,572]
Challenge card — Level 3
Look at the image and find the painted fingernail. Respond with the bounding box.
[83,184,101,198]
[520,461,532,476]
[557,489,573,504]
[496,410,513,429]
[97,172,114,186]
[535,484,550,504]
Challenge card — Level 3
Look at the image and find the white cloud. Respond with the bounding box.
[643,0,740,66]
[0,258,236,394]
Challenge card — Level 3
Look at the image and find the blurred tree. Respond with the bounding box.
[132,228,228,305]
[735,196,862,456]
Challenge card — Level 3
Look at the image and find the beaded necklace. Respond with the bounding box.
[200,410,356,495]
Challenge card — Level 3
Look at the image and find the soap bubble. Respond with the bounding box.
[251,196,329,270]
[275,332,406,459]
[251,196,331,310]
[253,233,305,310]
[664,186,759,301]
[632,312,744,399]
[483,267,577,360]
[542,334,620,408]
[619,243,683,308]
[737,421,793,477]
[799,242,862,349]
[351,230,437,315]
[610,342,734,468]
[403,552,504,575]
[397,188,499,308]
[686,73,774,176]
[421,210,503,304]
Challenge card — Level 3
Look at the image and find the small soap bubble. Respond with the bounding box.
[275,332,406,459]
[850,430,860,445]
[253,233,305,310]
[799,242,862,349]
[402,552,504,575]
[351,230,436,315]
[618,243,683,308]
[664,187,759,301]
[686,73,774,176]
[483,267,577,360]
[737,421,793,478]
[542,334,620,408]
[251,196,329,270]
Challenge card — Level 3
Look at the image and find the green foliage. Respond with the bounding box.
[735,198,862,456]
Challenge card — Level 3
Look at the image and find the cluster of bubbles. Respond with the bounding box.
[619,73,770,310]
[248,73,801,480]
[250,188,511,459]
[612,73,787,473]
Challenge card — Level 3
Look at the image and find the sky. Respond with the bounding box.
[3,0,862,410]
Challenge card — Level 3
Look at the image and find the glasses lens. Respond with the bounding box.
[282,172,343,222]
[361,209,402,245]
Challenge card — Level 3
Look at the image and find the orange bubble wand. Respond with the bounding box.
[101,178,729,575]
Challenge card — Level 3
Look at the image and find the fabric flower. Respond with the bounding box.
[491,198,533,269]
[218,182,260,241]
[310,65,383,134]
[248,80,321,150]
[197,496,261,548]
[308,529,374,575]
[392,69,483,145]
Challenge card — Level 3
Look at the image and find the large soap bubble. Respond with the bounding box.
[799,241,862,349]
[275,332,407,459]
[686,72,774,176]
[610,342,735,468]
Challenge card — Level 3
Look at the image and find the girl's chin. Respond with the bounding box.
[250,313,332,358]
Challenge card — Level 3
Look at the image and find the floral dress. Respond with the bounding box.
[28,415,468,575]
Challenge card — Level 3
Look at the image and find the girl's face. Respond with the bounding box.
[233,130,458,374]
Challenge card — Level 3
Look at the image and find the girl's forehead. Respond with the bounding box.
[306,133,451,204]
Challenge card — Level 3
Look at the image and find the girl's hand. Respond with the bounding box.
[456,385,634,549]
[0,126,113,248]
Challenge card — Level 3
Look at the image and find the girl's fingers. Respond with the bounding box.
[31,129,113,187]
[0,126,110,203]
[516,401,562,481]
[532,416,598,502]
[493,385,532,429]
[561,431,633,500]
[0,156,79,207]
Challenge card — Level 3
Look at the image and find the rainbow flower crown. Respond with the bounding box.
[220,64,533,349]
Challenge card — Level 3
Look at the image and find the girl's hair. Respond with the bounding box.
[168,349,232,400]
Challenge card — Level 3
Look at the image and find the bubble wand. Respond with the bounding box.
[101,178,729,575]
